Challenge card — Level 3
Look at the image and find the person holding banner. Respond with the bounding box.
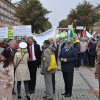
[27,36,41,94]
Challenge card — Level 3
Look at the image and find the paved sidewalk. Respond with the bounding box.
[77,66,99,97]
[12,68,98,100]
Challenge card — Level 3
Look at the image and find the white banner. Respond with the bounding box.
[76,26,84,30]
[28,27,57,46]
[0,27,8,38]
[13,25,32,36]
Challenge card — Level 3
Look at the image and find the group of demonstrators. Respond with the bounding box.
[0,35,100,100]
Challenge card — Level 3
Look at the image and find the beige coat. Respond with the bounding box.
[14,50,30,81]
[95,50,100,78]
[0,62,14,100]
[41,48,56,74]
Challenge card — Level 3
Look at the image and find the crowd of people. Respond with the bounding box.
[0,35,100,100]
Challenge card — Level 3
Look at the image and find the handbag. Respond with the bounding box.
[48,52,58,71]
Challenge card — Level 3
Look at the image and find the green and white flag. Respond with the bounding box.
[70,23,75,38]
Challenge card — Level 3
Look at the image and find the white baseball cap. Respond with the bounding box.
[19,42,27,49]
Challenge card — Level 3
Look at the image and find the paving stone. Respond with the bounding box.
[12,68,98,100]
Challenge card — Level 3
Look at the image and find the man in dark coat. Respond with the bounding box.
[73,38,80,67]
[59,39,77,97]
[27,36,41,94]
[88,38,96,67]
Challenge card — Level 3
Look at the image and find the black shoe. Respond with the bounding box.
[61,93,67,95]
[26,96,30,100]
[65,93,72,97]
[12,91,16,94]
[53,91,55,94]
[18,95,22,99]
[29,90,35,94]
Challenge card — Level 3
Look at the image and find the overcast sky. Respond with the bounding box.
[12,0,100,27]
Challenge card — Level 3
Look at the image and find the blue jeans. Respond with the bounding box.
[79,51,88,66]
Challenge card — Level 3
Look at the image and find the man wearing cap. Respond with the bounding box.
[59,39,77,97]
[27,36,41,94]
[41,40,56,100]
[49,38,59,94]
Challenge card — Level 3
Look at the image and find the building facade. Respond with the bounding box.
[0,0,20,28]
[93,21,100,36]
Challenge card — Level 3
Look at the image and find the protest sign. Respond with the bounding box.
[8,29,14,39]
[0,27,8,38]
[13,25,32,36]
